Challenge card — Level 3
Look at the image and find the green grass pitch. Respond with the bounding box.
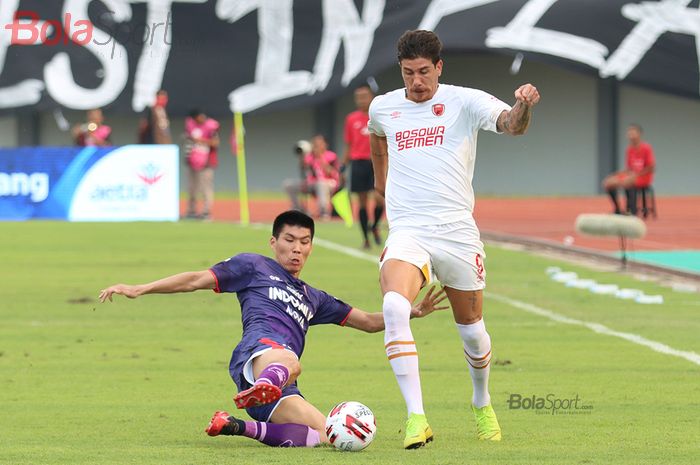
[1,220,699,465]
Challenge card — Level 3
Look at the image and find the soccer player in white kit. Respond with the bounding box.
[368,30,540,449]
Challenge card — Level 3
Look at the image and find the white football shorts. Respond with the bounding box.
[379,219,486,291]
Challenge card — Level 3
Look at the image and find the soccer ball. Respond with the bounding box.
[325,401,376,451]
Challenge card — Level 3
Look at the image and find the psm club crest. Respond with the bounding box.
[432,103,445,116]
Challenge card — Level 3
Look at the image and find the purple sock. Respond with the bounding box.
[254,363,289,388]
[242,421,321,447]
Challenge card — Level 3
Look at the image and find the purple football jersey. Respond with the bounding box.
[210,253,352,357]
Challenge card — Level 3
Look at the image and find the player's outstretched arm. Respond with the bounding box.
[497,83,540,136]
[99,270,216,303]
[370,133,388,197]
[344,286,449,333]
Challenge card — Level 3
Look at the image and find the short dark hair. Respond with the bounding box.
[189,108,204,119]
[355,83,373,94]
[397,30,442,64]
[272,210,315,239]
[629,123,643,133]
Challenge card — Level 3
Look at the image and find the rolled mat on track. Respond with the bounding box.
[575,213,646,239]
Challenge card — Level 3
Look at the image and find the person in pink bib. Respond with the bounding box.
[284,134,340,219]
[184,109,220,220]
[73,109,112,147]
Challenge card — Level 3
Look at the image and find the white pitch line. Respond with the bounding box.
[314,237,380,262]
[486,293,700,366]
[314,237,700,367]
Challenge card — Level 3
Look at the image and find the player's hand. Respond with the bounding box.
[411,286,449,318]
[514,83,540,107]
[99,284,141,303]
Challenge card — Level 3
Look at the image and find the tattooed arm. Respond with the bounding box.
[497,83,540,136]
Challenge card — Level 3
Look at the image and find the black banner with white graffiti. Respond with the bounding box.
[0,0,698,116]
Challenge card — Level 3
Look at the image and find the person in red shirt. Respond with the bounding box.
[342,84,385,249]
[602,124,655,214]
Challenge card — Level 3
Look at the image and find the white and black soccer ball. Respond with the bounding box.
[325,401,376,451]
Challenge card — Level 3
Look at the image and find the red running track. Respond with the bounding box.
[185,196,700,252]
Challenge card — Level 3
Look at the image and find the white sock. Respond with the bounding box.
[383,291,424,416]
[456,319,492,408]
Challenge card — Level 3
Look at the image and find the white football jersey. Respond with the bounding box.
[368,84,510,228]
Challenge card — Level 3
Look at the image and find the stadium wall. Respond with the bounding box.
[1,116,18,146]
[5,54,699,196]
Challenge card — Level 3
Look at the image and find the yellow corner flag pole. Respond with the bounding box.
[234,112,250,225]
[331,188,354,227]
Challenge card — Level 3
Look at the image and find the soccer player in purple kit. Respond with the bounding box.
[99,210,447,448]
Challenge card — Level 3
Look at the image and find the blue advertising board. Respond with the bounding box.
[0,145,179,221]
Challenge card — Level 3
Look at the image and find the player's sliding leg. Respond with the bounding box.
[447,288,501,441]
[234,361,290,408]
[234,346,300,409]
[380,259,432,449]
[205,411,320,447]
[211,381,327,447]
